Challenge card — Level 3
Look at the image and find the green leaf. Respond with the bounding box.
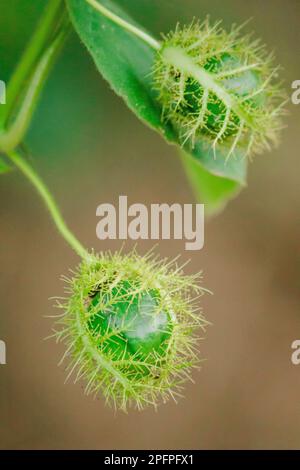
[0,157,12,174]
[180,151,244,214]
[67,0,247,185]
[67,0,172,134]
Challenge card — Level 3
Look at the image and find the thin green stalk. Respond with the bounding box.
[85,0,161,50]
[0,29,67,153]
[8,150,90,261]
[0,0,65,128]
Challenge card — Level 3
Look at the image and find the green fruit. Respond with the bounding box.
[88,281,172,369]
[55,252,206,411]
[204,54,264,135]
[154,19,285,157]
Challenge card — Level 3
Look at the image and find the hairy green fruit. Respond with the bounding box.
[53,251,207,411]
[154,19,286,159]
[88,282,172,368]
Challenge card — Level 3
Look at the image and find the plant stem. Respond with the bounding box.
[85,0,161,50]
[8,150,90,261]
[0,29,68,153]
[0,0,65,129]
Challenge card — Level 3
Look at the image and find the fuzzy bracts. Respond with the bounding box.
[154,19,286,159]
[52,251,207,411]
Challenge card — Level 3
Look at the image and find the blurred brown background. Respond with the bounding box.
[0,0,300,449]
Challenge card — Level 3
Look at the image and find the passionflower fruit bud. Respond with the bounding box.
[154,19,286,158]
[53,251,207,411]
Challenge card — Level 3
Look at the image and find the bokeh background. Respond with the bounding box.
[0,0,300,450]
